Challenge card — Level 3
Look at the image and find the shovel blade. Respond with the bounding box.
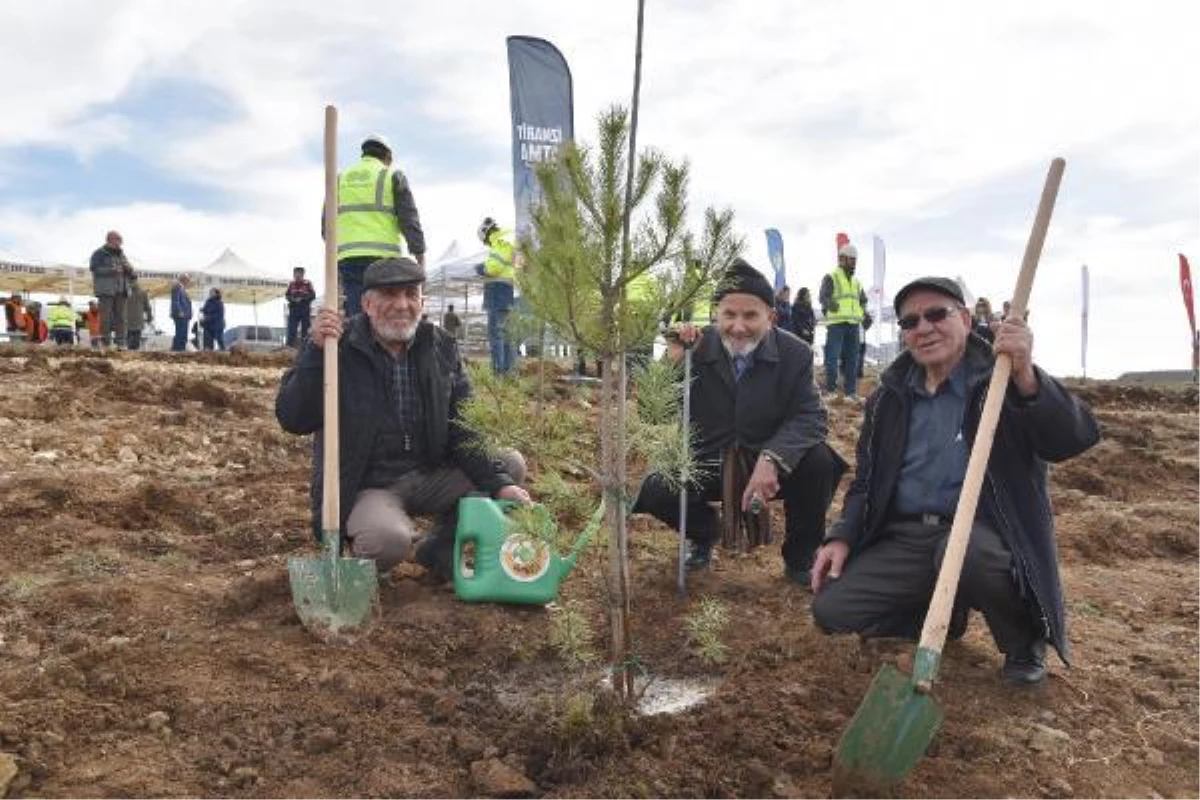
[288,554,378,636]
[832,665,943,796]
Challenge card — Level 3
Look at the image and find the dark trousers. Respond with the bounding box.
[632,442,844,571]
[51,328,75,346]
[338,256,378,317]
[287,311,311,347]
[126,329,143,350]
[97,294,127,347]
[171,318,189,351]
[811,518,1040,654]
[203,325,225,350]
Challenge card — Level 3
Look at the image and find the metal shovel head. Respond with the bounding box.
[288,552,378,637]
[832,664,943,797]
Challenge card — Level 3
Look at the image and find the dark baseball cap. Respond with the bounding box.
[893,276,966,315]
[363,257,425,289]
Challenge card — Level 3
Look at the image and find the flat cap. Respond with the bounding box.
[364,256,425,289]
[893,276,966,314]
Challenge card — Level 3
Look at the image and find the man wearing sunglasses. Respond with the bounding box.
[809,276,1100,685]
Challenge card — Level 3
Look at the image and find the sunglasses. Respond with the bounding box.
[897,304,961,331]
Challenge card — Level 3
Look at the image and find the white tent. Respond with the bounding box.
[196,248,289,305]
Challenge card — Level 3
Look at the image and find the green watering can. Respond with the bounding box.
[453,497,603,605]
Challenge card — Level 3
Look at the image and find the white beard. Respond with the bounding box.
[721,334,762,358]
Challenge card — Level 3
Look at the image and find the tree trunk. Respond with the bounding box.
[600,349,634,701]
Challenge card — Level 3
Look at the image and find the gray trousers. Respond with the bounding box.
[811,518,1039,654]
[97,294,127,347]
[345,450,527,572]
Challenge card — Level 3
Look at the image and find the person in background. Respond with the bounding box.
[170,273,193,352]
[475,216,518,375]
[819,244,871,401]
[19,301,48,344]
[790,287,816,345]
[275,256,530,583]
[328,134,426,317]
[47,297,77,346]
[285,266,316,347]
[125,275,153,350]
[200,288,226,351]
[810,276,1100,686]
[82,300,102,347]
[774,285,793,331]
[441,303,463,339]
[89,230,135,348]
[973,297,996,344]
[4,293,23,334]
[632,259,846,583]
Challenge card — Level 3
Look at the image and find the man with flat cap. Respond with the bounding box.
[276,256,530,583]
[328,134,427,317]
[810,276,1100,685]
[633,258,846,583]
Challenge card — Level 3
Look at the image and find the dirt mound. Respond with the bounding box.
[0,349,1195,798]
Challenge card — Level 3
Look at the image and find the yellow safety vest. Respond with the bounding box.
[482,228,516,283]
[47,304,76,330]
[336,156,406,260]
[826,268,864,325]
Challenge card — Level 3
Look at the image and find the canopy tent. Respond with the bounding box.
[196,248,289,305]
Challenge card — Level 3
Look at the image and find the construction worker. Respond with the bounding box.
[82,301,102,347]
[47,297,77,346]
[330,134,426,317]
[4,293,24,335]
[819,243,871,400]
[475,217,518,375]
[18,301,48,344]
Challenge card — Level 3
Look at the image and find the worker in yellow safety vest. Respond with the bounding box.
[329,133,426,316]
[818,243,872,400]
[475,217,518,375]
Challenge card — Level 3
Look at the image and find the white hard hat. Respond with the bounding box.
[838,243,858,259]
[362,132,393,153]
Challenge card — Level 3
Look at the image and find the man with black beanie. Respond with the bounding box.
[633,258,846,583]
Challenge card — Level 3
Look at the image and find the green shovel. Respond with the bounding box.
[832,157,1065,796]
[288,105,378,637]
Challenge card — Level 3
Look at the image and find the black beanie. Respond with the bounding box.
[714,258,775,308]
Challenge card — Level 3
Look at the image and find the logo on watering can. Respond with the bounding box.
[499,534,552,582]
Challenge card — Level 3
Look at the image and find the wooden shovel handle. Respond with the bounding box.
[916,158,1066,671]
[321,106,340,533]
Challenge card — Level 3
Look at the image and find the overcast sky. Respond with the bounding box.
[1,0,1196,377]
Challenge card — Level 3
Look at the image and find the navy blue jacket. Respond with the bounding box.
[275,314,513,537]
[827,335,1100,663]
[200,297,225,331]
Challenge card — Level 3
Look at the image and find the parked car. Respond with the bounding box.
[223,325,287,352]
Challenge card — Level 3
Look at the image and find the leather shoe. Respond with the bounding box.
[684,542,712,570]
[1002,641,1047,685]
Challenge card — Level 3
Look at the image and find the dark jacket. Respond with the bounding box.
[826,335,1100,663]
[89,245,134,297]
[200,296,225,331]
[275,314,513,537]
[790,299,816,344]
[170,282,193,320]
[774,299,793,331]
[690,324,831,470]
